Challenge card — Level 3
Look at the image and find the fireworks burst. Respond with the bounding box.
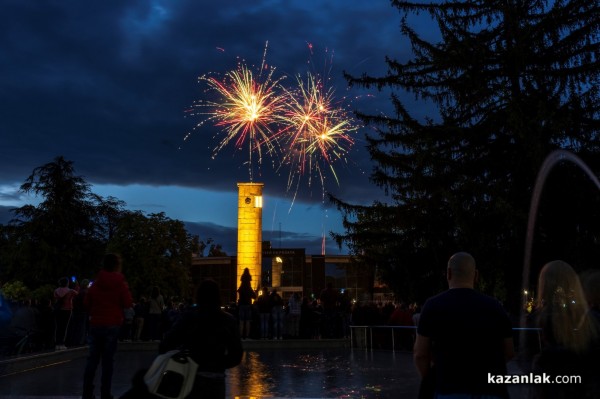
[279,71,357,201]
[185,43,360,194]
[186,44,288,181]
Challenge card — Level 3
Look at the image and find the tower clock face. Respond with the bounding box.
[245,197,251,205]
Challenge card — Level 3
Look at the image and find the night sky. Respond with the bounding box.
[0,1,430,255]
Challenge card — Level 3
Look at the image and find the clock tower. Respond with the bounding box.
[236,182,263,292]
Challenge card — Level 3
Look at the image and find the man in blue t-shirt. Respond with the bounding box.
[414,252,514,399]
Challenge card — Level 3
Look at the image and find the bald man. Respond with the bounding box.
[413,252,514,399]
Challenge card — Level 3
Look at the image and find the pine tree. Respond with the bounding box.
[332,0,600,306]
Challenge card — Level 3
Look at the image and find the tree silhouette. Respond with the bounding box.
[332,0,600,306]
[0,156,202,299]
[9,156,104,284]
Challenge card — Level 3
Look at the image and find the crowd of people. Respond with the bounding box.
[0,276,341,356]
[232,270,359,341]
[0,278,91,355]
[0,281,185,356]
[0,272,506,356]
[1,253,599,398]
[0,270,426,357]
[230,268,424,342]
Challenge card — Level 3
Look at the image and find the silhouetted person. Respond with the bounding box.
[531,261,599,398]
[319,282,339,338]
[160,279,243,398]
[68,278,90,346]
[288,292,302,338]
[132,297,147,342]
[237,268,256,339]
[147,286,164,342]
[270,288,284,340]
[414,252,514,399]
[256,289,272,339]
[82,253,133,399]
[54,276,78,350]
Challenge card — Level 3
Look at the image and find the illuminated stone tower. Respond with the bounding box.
[237,182,263,292]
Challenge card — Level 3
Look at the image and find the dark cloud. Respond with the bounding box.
[1,1,409,259]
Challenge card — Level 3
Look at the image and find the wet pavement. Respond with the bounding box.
[0,342,534,398]
[229,349,420,398]
[0,346,420,398]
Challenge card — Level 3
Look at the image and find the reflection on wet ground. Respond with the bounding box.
[228,349,419,398]
[0,348,419,398]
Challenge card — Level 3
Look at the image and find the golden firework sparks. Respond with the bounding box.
[186,43,288,181]
[279,71,357,200]
[185,43,360,192]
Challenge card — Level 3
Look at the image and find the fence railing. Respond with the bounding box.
[349,325,542,352]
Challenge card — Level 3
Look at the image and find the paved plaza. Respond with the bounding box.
[0,342,421,398]
[0,341,533,398]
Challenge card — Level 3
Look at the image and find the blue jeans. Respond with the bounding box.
[83,325,121,399]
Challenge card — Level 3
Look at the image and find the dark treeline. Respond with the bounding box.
[331,0,600,310]
[0,156,225,302]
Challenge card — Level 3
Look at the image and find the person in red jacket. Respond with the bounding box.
[82,253,133,399]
